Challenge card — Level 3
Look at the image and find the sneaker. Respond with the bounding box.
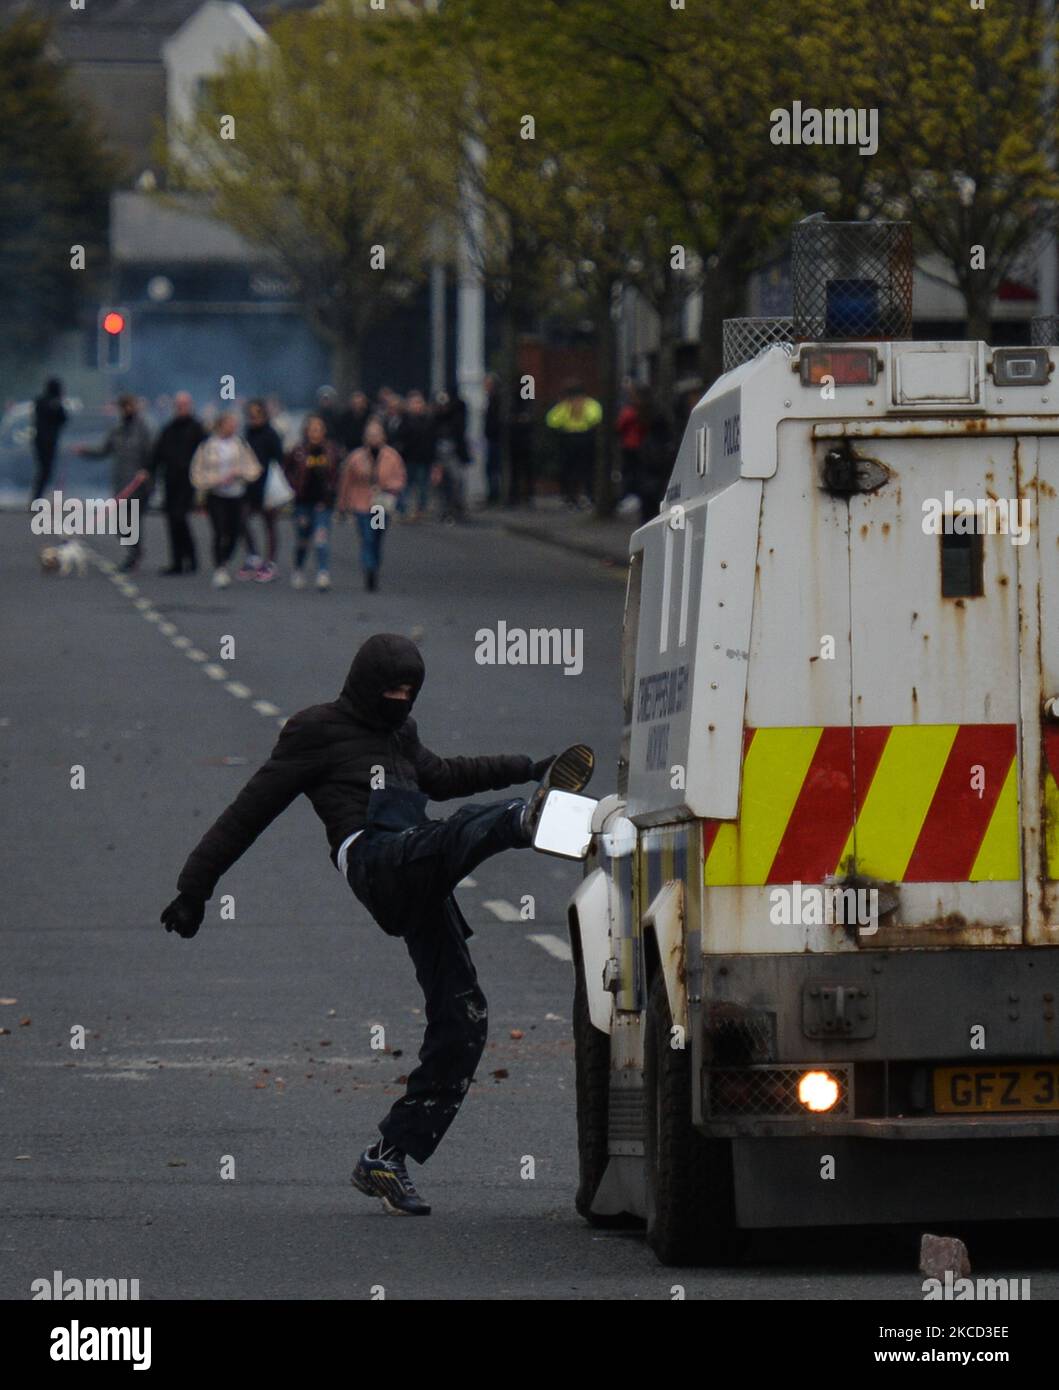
[237,559,261,581]
[521,743,596,840]
[316,570,331,591]
[291,570,307,590]
[365,570,378,592]
[254,561,278,584]
[351,1143,431,1216]
[211,567,231,589]
[541,743,596,794]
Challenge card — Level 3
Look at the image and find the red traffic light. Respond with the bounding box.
[102,311,126,336]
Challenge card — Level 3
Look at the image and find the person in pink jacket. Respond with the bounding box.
[337,416,406,592]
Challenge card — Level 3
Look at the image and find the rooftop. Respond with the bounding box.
[111,191,268,264]
[0,0,319,63]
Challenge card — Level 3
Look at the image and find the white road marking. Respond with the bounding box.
[82,543,289,725]
[458,876,477,888]
[527,933,573,962]
[483,899,521,922]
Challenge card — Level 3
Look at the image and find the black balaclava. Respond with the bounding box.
[340,633,425,731]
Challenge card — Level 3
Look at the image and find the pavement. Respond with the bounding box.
[488,497,637,568]
[3,506,1056,1301]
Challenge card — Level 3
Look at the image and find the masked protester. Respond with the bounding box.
[160,633,593,1216]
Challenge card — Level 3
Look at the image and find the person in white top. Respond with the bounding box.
[189,412,262,588]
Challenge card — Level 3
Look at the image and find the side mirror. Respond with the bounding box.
[532,789,599,860]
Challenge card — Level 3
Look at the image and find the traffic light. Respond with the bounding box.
[97,306,131,372]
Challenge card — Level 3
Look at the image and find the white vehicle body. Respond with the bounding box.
[568,338,1059,1253]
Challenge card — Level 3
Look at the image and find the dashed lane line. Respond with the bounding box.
[483,899,522,922]
[88,547,289,726]
[527,934,573,962]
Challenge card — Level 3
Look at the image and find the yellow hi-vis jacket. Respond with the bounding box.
[545,397,603,433]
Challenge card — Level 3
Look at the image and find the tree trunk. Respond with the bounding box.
[654,271,678,423]
[960,275,996,345]
[498,235,526,506]
[332,334,363,395]
[698,255,747,389]
[498,293,517,504]
[594,278,619,519]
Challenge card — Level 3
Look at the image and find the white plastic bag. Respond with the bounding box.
[263,461,295,510]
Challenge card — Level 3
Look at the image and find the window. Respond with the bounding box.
[940,531,983,598]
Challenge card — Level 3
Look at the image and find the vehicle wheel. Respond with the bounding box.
[643,971,745,1265]
[573,959,636,1227]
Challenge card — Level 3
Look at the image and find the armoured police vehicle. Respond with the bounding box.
[567,220,1059,1264]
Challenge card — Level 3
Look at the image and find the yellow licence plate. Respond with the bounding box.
[934,1065,1059,1114]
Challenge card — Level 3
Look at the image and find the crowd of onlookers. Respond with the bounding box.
[29,373,684,591]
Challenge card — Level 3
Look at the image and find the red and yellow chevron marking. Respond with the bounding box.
[702,724,1019,886]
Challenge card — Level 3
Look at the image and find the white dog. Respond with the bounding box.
[39,540,90,577]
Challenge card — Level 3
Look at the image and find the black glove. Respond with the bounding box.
[161,893,205,939]
[530,754,556,781]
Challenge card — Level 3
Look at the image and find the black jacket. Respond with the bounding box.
[400,414,436,468]
[336,406,369,453]
[34,394,67,455]
[152,416,207,497]
[245,421,284,468]
[244,422,284,506]
[177,634,534,901]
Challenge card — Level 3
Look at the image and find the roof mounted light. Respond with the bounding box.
[798,347,879,387]
[990,347,1052,387]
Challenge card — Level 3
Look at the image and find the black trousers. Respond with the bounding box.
[31,444,57,502]
[346,794,529,1164]
[165,506,197,569]
[557,433,594,503]
[206,494,243,568]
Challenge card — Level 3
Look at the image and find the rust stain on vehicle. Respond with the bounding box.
[861,915,1013,949]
